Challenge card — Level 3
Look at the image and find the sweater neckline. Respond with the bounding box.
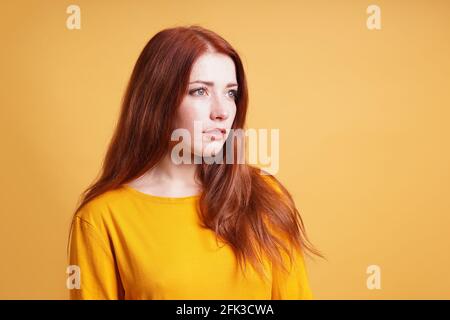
[121,185,201,204]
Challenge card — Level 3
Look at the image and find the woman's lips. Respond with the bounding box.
[203,129,225,140]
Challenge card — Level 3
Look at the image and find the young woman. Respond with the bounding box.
[67,25,323,300]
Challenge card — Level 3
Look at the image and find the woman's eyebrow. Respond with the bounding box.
[189,80,238,88]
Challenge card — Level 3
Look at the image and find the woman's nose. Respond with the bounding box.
[210,95,229,120]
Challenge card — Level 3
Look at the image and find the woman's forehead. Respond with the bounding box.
[189,52,237,84]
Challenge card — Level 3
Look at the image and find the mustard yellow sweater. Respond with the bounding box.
[68,184,313,299]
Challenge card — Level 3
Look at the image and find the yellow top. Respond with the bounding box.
[67,183,313,300]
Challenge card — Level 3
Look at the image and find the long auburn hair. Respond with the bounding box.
[68,25,324,282]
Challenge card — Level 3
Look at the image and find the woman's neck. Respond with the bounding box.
[125,151,202,197]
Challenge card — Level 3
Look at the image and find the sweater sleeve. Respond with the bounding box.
[261,174,314,300]
[67,214,123,300]
[271,245,313,300]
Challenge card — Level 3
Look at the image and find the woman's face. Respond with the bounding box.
[173,51,238,159]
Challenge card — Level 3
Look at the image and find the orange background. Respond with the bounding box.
[1,0,449,299]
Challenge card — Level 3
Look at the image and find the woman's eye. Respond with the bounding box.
[189,87,238,99]
[189,87,207,96]
[228,90,238,99]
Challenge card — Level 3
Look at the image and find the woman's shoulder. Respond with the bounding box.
[74,187,128,227]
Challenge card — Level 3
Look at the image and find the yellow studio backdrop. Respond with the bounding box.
[0,0,449,299]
